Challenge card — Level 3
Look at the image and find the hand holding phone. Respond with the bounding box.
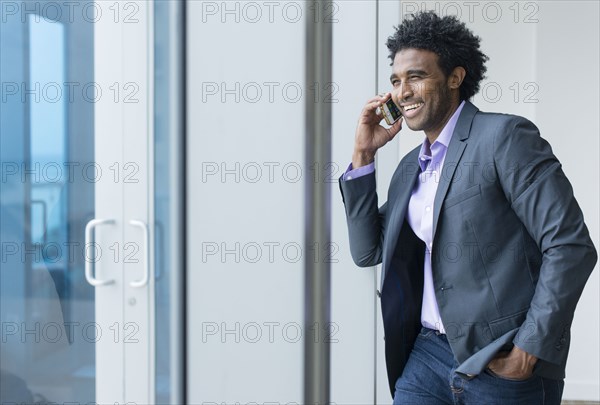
[352,93,403,169]
[381,97,403,125]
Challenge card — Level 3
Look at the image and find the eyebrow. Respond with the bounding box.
[389,69,428,81]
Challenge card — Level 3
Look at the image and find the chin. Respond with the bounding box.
[404,120,422,132]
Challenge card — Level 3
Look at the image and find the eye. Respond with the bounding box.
[391,79,400,87]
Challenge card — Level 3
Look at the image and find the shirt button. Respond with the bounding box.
[347,176,352,180]
[429,243,433,248]
[426,206,431,212]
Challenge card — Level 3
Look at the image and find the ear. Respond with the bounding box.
[448,66,466,90]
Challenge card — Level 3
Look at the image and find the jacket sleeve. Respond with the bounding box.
[493,116,597,365]
[338,170,387,268]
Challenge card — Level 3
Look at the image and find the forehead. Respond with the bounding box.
[392,48,441,75]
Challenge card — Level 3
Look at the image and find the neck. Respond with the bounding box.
[424,100,461,144]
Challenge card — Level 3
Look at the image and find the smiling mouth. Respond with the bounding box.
[402,102,424,112]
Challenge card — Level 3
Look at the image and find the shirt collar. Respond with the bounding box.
[417,100,466,171]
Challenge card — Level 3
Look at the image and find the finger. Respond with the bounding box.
[362,100,384,114]
[389,115,403,134]
[365,92,391,105]
[364,96,383,107]
[487,357,502,369]
[380,115,403,135]
[384,120,401,139]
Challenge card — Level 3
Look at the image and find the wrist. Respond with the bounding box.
[512,345,538,370]
[352,149,376,169]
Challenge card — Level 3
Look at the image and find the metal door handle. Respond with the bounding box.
[85,218,116,286]
[129,219,149,288]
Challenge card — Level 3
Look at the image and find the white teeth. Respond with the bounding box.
[404,103,423,111]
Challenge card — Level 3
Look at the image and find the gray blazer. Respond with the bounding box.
[339,101,597,397]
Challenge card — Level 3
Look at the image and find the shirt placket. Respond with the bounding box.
[422,145,445,331]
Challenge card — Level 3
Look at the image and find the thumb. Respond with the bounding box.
[387,116,403,140]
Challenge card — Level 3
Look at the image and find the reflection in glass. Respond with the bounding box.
[1,8,95,404]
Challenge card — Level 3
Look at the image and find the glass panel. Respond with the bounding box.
[29,16,66,250]
[1,5,96,404]
[154,2,184,403]
[154,2,171,399]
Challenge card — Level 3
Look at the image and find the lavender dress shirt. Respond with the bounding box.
[343,101,466,334]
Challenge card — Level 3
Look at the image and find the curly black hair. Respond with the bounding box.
[386,11,489,101]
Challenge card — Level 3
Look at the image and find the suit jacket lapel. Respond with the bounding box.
[381,151,421,289]
[431,101,479,238]
[381,101,479,289]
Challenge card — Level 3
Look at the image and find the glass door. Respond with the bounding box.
[1,4,98,403]
[1,1,154,403]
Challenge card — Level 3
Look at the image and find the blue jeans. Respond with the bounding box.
[393,327,564,405]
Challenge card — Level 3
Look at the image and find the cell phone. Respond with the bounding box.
[381,97,403,125]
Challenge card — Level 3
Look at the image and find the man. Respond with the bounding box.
[339,11,597,404]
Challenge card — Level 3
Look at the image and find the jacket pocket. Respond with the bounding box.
[488,308,529,340]
[442,184,481,210]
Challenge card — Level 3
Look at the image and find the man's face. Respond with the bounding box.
[390,48,458,138]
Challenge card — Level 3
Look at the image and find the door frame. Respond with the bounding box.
[93,1,155,403]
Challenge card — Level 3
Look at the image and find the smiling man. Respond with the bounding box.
[339,11,597,404]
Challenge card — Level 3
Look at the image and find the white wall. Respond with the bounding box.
[187,1,305,402]
[535,2,599,400]
[331,2,380,404]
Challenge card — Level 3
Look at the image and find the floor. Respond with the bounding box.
[562,402,600,405]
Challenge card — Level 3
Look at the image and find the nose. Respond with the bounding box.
[399,81,414,101]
